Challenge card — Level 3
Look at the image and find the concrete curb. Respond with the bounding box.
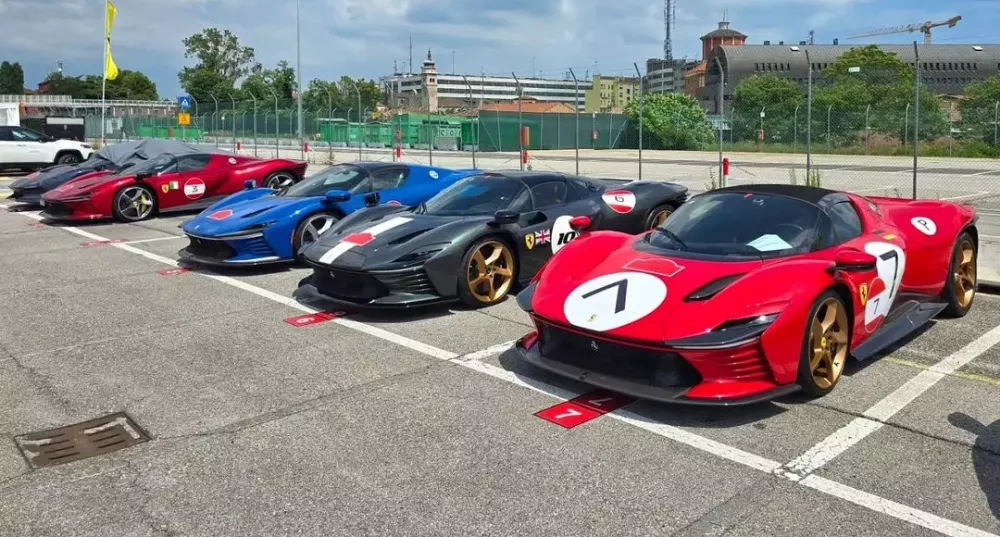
[979,239,1000,289]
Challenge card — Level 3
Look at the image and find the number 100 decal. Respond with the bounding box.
[563,271,667,331]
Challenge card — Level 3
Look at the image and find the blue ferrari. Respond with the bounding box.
[177,161,477,266]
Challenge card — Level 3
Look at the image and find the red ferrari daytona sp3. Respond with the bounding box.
[39,152,307,223]
[514,184,979,406]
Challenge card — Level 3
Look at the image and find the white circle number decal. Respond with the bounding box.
[863,241,906,328]
[564,271,667,332]
[551,215,579,254]
[602,190,636,214]
[911,216,936,236]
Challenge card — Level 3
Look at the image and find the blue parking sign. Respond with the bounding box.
[177,96,192,109]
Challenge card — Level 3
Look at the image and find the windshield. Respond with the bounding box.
[647,191,821,258]
[126,154,176,176]
[420,175,530,216]
[280,164,367,197]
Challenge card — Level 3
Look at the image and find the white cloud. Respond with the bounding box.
[0,0,990,96]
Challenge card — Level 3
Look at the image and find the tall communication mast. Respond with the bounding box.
[663,0,674,60]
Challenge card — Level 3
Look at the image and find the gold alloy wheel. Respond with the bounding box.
[809,297,849,390]
[954,239,977,309]
[650,208,672,229]
[467,240,515,303]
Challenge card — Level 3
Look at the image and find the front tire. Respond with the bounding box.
[456,237,517,308]
[264,171,296,190]
[112,184,157,222]
[56,152,82,165]
[941,231,977,318]
[796,290,851,397]
[292,211,341,260]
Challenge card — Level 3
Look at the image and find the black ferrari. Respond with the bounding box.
[294,170,689,309]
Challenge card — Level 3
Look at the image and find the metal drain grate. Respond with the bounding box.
[15,412,150,469]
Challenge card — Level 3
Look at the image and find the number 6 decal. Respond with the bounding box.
[564,271,667,331]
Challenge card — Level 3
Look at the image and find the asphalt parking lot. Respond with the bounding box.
[2,186,1000,536]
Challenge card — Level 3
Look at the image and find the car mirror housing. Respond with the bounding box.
[363,192,380,207]
[569,215,592,231]
[135,172,152,181]
[325,190,352,203]
[491,210,519,225]
[244,180,256,190]
[828,249,877,273]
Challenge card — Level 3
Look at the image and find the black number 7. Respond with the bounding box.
[879,249,899,291]
[582,278,628,313]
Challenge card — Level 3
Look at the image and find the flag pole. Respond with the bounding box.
[101,0,108,143]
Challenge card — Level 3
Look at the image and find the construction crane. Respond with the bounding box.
[848,16,961,44]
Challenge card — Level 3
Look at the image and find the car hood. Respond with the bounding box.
[303,211,487,270]
[182,195,314,236]
[529,236,773,342]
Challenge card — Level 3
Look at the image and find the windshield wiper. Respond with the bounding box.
[653,228,689,250]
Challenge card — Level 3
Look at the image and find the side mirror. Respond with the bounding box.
[569,215,592,232]
[363,192,380,207]
[135,171,152,181]
[244,180,256,190]
[827,249,877,274]
[491,209,519,225]
[325,189,351,203]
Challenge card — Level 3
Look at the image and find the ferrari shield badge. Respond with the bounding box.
[524,233,535,250]
[160,184,169,194]
[859,282,868,306]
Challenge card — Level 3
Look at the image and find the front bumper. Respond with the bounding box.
[178,234,286,267]
[514,322,800,407]
[294,265,450,310]
[38,199,106,221]
[8,187,44,205]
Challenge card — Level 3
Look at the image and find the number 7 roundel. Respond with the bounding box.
[563,271,667,331]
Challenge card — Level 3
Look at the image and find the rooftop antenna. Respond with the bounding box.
[663,0,674,60]
[408,36,413,74]
[809,29,815,44]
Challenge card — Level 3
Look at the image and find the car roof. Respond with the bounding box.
[712,183,841,206]
[479,170,602,186]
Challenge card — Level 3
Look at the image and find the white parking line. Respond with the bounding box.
[3,202,997,537]
[965,170,997,177]
[125,236,185,244]
[779,323,1000,479]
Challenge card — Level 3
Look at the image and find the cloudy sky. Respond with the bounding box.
[1,0,996,98]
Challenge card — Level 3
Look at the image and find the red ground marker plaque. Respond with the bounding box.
[535,390,636,429]
[284,311,344,327]
[158,268,190,276]
[535,401,602,429]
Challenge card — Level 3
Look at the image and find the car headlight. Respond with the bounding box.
[714,313,780,332]
[395,243,450,264]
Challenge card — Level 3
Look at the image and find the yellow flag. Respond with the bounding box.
[104,1,119,81]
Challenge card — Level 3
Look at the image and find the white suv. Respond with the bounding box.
[0,126,94,171]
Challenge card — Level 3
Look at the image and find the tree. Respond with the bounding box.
[0,61,25,93]
[813,45,947,144]
[732,75,804,143]
[625,93,715,150]
[299,76,382,119]
[38,69,158,100]
[960,76,1000,146]
[179,28,257,104]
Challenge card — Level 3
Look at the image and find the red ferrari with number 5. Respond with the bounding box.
[515,184,979,405]
[40,152,306,223]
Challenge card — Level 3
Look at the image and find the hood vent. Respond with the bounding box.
[685,274,745,302]
[387,228,430,245]
[241,207,273,218]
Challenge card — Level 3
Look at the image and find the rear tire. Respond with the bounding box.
[292,211,341,261]
[264,171,296,190]
[940,231,977,318]
[796,290,851,397]
[456,237,517,308]
[644,203,676,230]
[111,184,158,222]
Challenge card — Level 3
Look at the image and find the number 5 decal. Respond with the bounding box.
[563,271,667,331]
[863,241,906,328]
